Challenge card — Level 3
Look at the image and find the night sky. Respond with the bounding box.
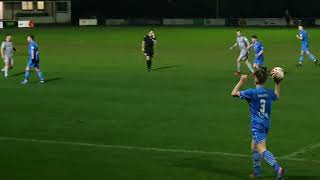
[71,0,320,20]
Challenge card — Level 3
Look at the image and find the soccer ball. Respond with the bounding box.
[271,67,285,80]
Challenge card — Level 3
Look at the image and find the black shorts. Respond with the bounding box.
[144,50,154,58]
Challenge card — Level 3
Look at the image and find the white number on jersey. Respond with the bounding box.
[260,99,267,117]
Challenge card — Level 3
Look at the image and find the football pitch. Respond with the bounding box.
[0,26,320,180]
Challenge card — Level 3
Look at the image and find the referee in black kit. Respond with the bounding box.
[141,29,156,72]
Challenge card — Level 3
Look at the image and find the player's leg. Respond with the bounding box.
[22,66,31,84]
[149,51,154,71]
[245,59,254,74]
[305,50,318,65]
[250,140,262,178]
[22,60,34,84]
[3,56,9,77]
[298,50,305,67]
[255,127,285,179]
[145,50,154,72]
[234,57,241,76]
[235,51,245,75]
[145,55,152,72]
[35,63,45,83]
[256,141,285,179]
[9,58,13,69]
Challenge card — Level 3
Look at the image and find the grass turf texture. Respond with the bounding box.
[0,26,319,180]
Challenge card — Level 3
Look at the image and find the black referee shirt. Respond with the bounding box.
[143,35,156,51]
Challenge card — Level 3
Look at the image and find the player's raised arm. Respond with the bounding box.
[231,75,248,97]
[271,67,284,99]
[274,80,281,98]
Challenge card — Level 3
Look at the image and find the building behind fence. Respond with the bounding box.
[0,0,71,25]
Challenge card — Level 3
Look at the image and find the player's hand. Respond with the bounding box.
[229,46,233,50]
[274,78,282,84]
[272,76,283,84]
[240,75,248,83]
[141,48,145,52]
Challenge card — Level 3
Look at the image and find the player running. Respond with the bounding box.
[229,30,254,76]
[1,34,16,78]
[231,69,285,180]
[296,25,318,67]
[247,35,265,70]
[142,29,156,72]
[21,35,45,84]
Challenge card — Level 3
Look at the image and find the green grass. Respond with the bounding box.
[0,26,319,180]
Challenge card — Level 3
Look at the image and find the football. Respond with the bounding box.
[271,67,285,80]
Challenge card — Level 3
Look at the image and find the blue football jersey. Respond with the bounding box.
[29,41,39,61]
[253,41,264,56]
[299,30,308,45]
[240,87,277,129]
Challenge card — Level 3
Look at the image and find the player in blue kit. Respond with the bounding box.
[231,69,285,179]
[21,35,45,84]
[247,35,265,69]
[296,25,318,67]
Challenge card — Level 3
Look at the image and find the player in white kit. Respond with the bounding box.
[1,34,16,78]
[229,30,254,76]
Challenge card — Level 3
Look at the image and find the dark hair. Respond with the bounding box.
[254,69,268,85]
[236,30,241,32]
[28,34,35,40]
[149,29,155,32]
[251,35,258,39]
[5,34,11,37]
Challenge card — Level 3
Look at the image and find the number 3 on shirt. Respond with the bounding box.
[260,99,266,114]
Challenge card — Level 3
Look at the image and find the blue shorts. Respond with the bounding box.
[27,59,40,69]
[301,44,309,52]
[252,127,269,144]
[254,56,264,66]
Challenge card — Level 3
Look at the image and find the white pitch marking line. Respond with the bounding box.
[283,142,320,158]
[0,136,319,164]
[0,136,250,158]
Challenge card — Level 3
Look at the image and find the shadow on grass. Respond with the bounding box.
[168,157,248,180]
[45,77,63,83]
[170,157,320,180]
[10,72,25,77]
[153,65,182,71]
[28,77,63,84]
